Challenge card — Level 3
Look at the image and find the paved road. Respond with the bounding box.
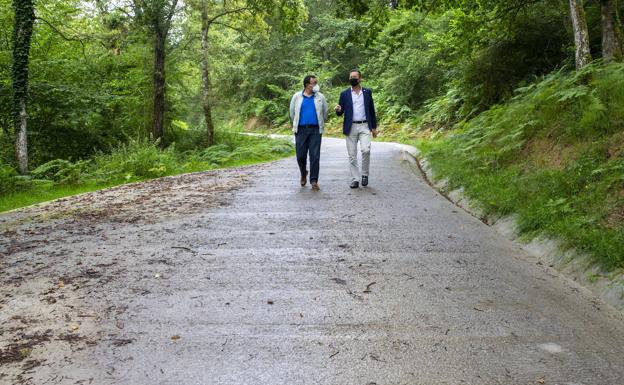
[1,138,624,385]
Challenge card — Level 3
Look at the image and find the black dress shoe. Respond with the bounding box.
[361,176,368,187]
[350,181,359,189]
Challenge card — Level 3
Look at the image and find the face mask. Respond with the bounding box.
[349,78,359,86]
[312,84,320,93]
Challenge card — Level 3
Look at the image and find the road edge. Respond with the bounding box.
[394,142,624,313]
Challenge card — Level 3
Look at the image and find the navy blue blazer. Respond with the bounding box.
[336,87,377,135]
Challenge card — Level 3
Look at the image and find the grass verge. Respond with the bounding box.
[0,131,294,213]
[411,63,624,271]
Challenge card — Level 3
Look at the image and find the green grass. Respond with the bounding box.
[0,131,294,213]
[231,65,623,272]
[413,63,624,271]
[0,182,120,213]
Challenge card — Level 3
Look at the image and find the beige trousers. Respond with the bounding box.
[346,122,371,182]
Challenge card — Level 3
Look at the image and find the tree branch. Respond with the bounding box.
[483,0,545,23]
[35,16,92,59]
[169,33,200,53]
[413,0,438,31]
[207,7,250,24]
[211,20,252,41]
[35,16,87,45]
[165,0,179,31]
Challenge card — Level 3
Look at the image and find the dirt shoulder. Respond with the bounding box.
[0,167,251,384]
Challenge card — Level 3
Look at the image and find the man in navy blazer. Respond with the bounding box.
[335,69,378,188]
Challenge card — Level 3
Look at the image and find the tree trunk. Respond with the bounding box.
[601,0,623,62]
[200,0,215,147]
[11,0,35,174]
[569,0,592,69]
[152,30,166,148]
[16,100,28,173]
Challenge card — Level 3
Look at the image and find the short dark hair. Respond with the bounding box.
[349,69,362,78]
[303,75,317,87]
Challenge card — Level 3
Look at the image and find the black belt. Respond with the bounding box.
[353,120,367,124]
[298,124,319,129]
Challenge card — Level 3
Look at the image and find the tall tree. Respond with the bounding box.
[600,0,623,62]
[133,0,179,148]
[193,0,304,146]
[11,0,35,174]
[199,0,227,146]
[569,0,592,69]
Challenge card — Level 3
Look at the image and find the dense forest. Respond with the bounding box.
[1,0,623,269]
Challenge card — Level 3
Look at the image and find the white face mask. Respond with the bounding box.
[312,84,320,93]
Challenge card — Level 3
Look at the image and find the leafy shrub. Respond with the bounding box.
[30,159,90,185]
[189,133,294,166]
[169,127,207,153]
[0,163,18,194]
[246,97,290,126]
[419,87,464,129]
[422,63,624,270]
[195,143,235,165]
[91,140,180,182]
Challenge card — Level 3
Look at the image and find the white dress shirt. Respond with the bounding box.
[351,88,366,121]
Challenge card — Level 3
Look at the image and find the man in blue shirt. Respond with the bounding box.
[289,75,329,191]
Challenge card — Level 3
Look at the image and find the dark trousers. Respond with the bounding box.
[295,126,322,183]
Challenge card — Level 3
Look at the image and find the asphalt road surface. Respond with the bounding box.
[1,137,623,385]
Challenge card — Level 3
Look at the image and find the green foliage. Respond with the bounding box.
[363,3,572,124]
[0,161,18,194]
[418,87,464,129]
[10,0,34,120]
[91,140,180,182]
[0,122,294,212]
[245,84,294,126]
[421,64,624,270]
[367,10,453,116]
[238,1,367,125]
[0,0,154,165]
[30,159,89,185]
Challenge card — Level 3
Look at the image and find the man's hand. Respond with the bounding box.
[334,104,342,113]
[372,129,378,138]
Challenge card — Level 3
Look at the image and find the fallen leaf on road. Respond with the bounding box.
[58,281,65,288]
[19,348,32,359]
[171,335,180,341]
[71,325,79,331]
[537,377,545,384]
